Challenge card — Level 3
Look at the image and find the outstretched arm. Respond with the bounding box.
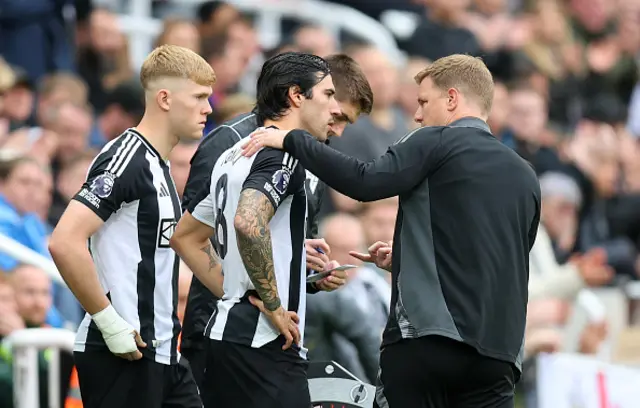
[242,127,445,202]
[234,188,281,310]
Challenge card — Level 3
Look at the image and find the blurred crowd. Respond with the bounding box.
[2,0,640,405]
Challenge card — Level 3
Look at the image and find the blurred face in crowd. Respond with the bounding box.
[570,121,619,197]
[0,160,47,215]
[542,195,578,242]
[169,142,198,198]
[57,157,93,201]
[90,9,125,55]
[488,82,509,133]
[164,78,213,140]
[12,265,52,327]
[3,85,34,123]
[507,89,547,143]
[299,75,341,141]
[323,214,366,268]
[569,0,611,33]
[294,26,336,58]
[163,22,200,53]
[52,104,92,165]
[208,43,250,93]
[361,200,398,245]
[227,20,259,61]
[352,47,398,109]
[0,279,17,313]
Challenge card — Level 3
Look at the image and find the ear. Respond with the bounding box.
[446,88,460,112]
[288,86,304,108]
[156,89,171,112]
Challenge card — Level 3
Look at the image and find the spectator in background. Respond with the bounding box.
[487,80,511,144]
[10,264,55,328]
[359,197,397,282]
[196,0,240,39]
[293,24,337,57]
[35,73,89,128]
[88,79,145,147]
[0,0,75,83]
[0,156,51,271]
[48,151,95,227]
[49,103,93,178]
[305,214,383,384]
[155,18,201,54]
[201,34,251,131]
[397,57,431,130]
[405,0,481,61]
[77,8,132,112]
[530,172,613,301]
[169,141,199,199]
[1,68,36,131]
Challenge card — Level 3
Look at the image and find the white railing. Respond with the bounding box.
[4,328,76,408]
[117,0,404,69]
[0,233,65,286]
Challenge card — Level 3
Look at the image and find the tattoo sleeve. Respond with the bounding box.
[234,188,280,311]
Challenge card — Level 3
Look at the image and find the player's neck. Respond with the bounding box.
[263,115,301,131]
[135,116,180,160]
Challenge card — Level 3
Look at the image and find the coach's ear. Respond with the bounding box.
[288,85,304,108]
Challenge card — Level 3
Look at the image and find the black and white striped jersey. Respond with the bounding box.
[72,128,183,365]
[188,138,308,356]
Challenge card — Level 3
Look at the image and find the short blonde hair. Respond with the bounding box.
[140,44,216,89]
[414,54,494,115]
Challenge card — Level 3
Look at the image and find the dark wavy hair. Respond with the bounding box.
[254,52,330,124]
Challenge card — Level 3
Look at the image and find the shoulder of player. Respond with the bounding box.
[253,147,300,171]
[393,126,444,147]
[205,113,258,142]
[89,132,158,183]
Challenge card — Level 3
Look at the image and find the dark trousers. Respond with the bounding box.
[201,338,311,408]
[74,350,201,408]
[374,336,516,408]
[181,344,207,391]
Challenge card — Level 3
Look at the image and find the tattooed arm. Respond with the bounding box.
[170,211,224,298]
[234,188,281,311]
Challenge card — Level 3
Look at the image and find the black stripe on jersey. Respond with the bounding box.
[106,132,142,176]
[137,189,159,362]
[221,291,260,344]
[287,192,306,313]
[163,165,183,365]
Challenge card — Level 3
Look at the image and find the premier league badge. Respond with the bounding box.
[90,172,116,198]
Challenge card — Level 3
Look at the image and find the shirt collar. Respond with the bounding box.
[448,117,491,133]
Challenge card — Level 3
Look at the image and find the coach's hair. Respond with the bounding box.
[140,44,216,90]
[414,54,494,115]
[254,52,331,123]
[325,54,373,115]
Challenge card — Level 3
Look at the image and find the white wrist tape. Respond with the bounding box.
[92,305,138,354]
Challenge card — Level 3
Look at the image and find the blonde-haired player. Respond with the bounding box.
[49,45,215,408]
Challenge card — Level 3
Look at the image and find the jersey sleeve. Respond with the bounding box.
[72,151,139,221]
[242,148,304,210]
[188,185,216,228]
